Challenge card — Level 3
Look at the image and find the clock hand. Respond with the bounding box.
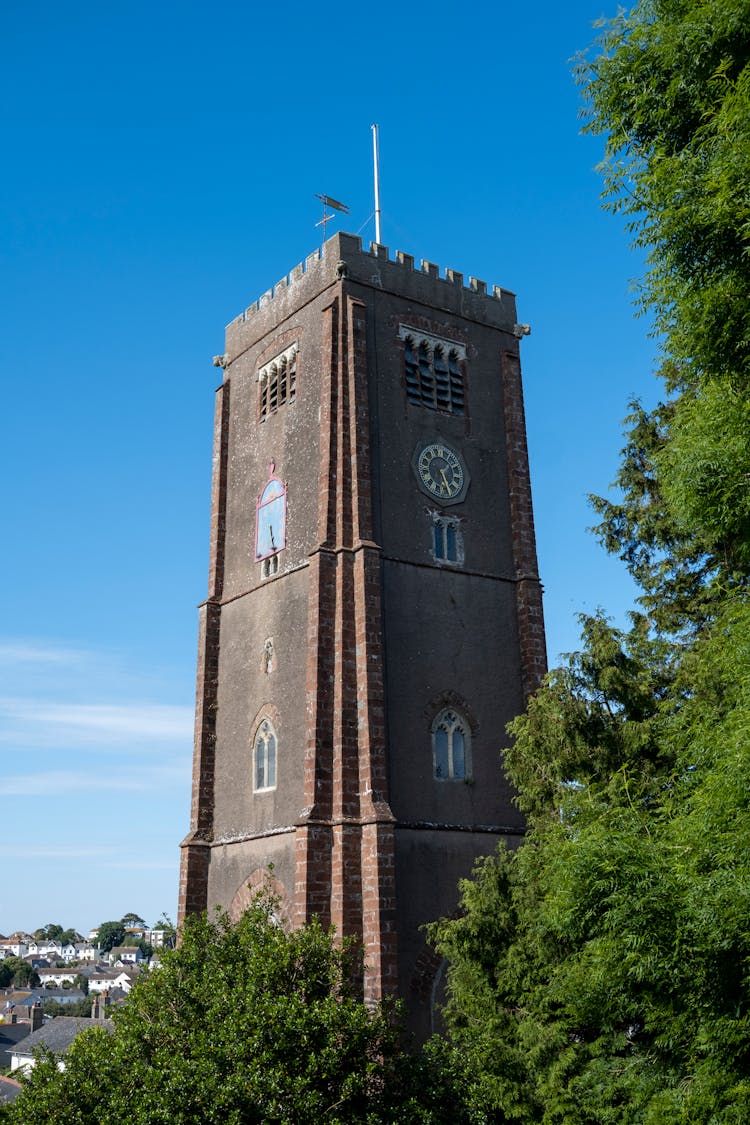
[440,467,450,487]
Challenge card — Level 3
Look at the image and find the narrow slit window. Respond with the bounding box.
[254,719,277,791]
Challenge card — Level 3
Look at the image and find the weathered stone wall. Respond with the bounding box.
[179,231,546,1033]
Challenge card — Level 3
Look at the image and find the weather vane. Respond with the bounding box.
[315,193,350,243]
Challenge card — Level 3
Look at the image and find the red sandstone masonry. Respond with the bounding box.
[293,285,397,999]
[294,824,332,928]
[360,821,398,1003]
[331,823,363,938]
[296,301,341,925]
[318,299,338,547]
[502,350,547,697]
[178,382,230,925]
[208,382,230,601]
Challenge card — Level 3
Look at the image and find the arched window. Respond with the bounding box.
[255,465,286,565]
[254,720,277,792]
[253,719,277,792]
[431,709,470,780]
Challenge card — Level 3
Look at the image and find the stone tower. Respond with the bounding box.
[178,232,545,1037]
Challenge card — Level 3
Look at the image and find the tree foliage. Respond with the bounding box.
[0,958,37,989]
[73,973,89,995]
[430,1,750,1121]
[41,996,94,1017]
[120,912,147,929]
[433,604,750,1122]
[579,0,750,632]
[33,924,78,944]
[6,900,468,1125]
[95,921,126,953]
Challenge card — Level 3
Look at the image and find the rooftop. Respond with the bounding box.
[14,1016,113,1059]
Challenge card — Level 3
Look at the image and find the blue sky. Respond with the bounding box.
[1,0,659,934]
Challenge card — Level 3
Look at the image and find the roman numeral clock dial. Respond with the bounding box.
[412,442,468,505]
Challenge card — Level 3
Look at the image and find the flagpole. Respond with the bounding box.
[372,124,382,245]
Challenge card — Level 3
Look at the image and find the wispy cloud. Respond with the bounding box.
[0,699,193,751]
[0,762,189,797]
[0,844,118,860]
[0,637,191,923]
[0,643,86,665]
[102,858,179,872]
[0,845,178,871]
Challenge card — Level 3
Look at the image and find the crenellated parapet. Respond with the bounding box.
[224,232,520,362]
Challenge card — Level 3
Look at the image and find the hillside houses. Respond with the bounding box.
[0,939,97,964]
[108,945,145,965]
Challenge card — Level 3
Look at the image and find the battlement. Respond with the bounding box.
[226,232,518,349]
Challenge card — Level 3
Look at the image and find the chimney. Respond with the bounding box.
[91,992,106,1020]
[30,1003,43,1031]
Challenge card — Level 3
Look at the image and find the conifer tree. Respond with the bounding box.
[431,2,750,1120]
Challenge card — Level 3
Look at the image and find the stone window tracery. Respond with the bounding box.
[399,326,465,415]
[253,718,277,792]
[431,708,470,781]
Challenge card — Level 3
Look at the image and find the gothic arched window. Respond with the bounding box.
[253,719,277,792]
[432,709,470,781]
[255,465,286,567]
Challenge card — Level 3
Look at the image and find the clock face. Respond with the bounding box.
[256,476,286,560]
[416,443,465,500]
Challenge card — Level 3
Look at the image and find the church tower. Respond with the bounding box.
[179,232,545,1036]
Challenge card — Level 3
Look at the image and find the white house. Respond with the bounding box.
[108,946,143,966]
[0,942,27,959]
[87,969,133,994]
[147,929,174,949]
[37,968,78,988]
[73,944,97,963]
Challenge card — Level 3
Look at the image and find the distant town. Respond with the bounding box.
[0,916,175,1097]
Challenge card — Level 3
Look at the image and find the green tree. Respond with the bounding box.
[41,997,94,1017]
[7,899,469,1124]
[95,922,125,954]
[434,605,750,1122]
[73,974,89,995]
[119,912,146,929]
[34,924,77,944]
[0,958,38,989]
[578,0,750,632]
[430,2,750,1121]
[13,968,39,989]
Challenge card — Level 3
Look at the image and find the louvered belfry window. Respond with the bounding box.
[258,343,298,420]
[401,327,465,415]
